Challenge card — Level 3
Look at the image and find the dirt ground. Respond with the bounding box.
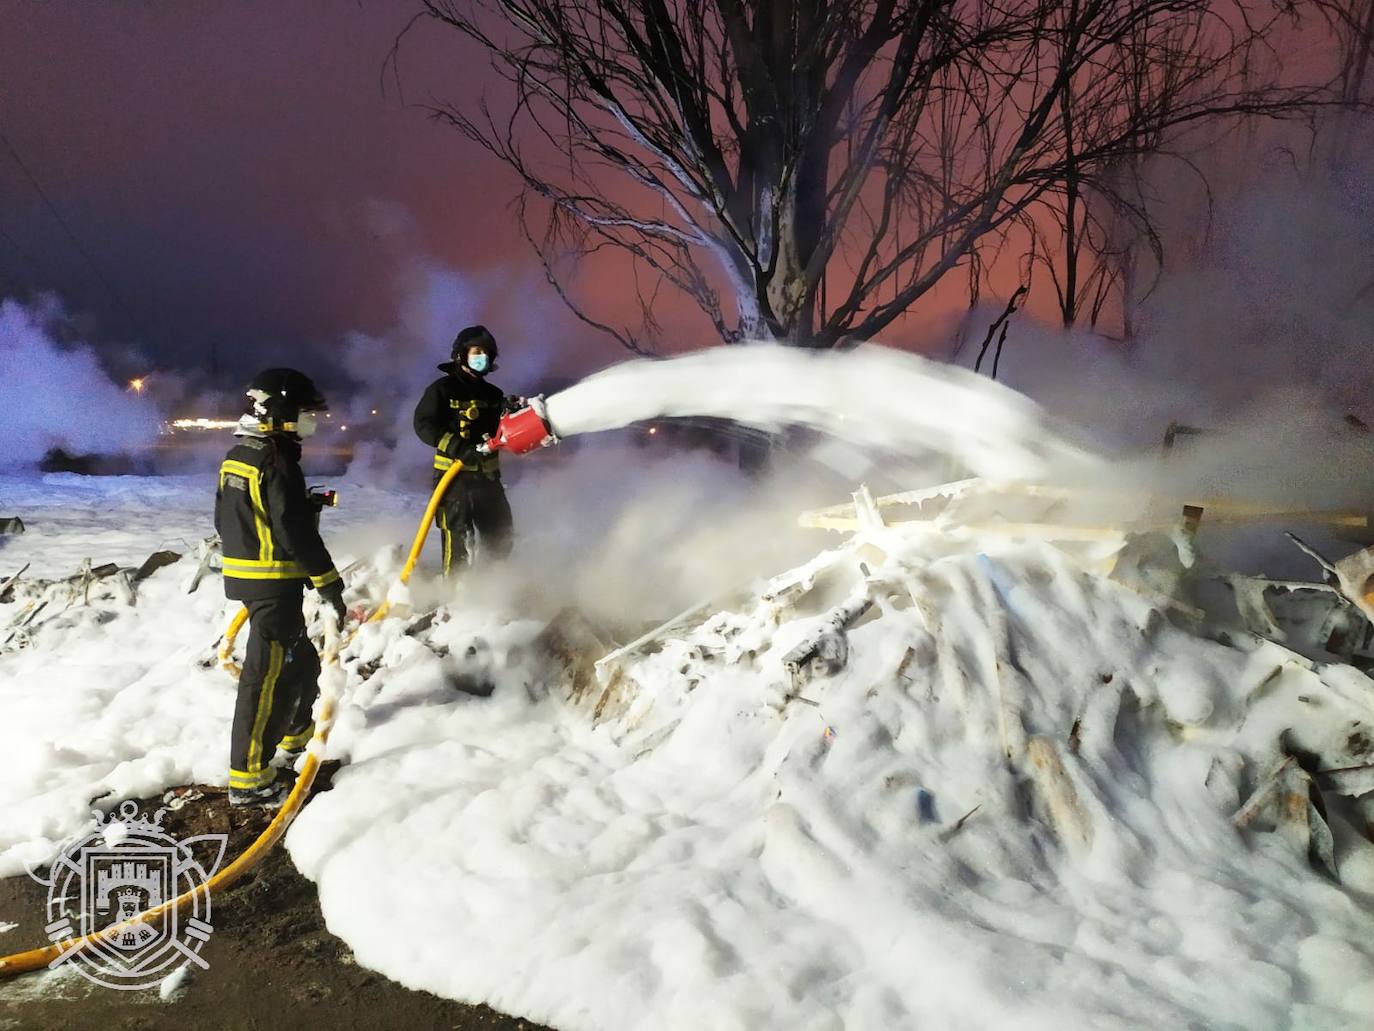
[0,770,555,1031]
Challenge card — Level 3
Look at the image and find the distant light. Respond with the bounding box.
[325,413,332,419]
[129,377,146,394]
[370,409,378,416]
[340,424,348,432]
[648,426,657,435]
[171,417,238,430]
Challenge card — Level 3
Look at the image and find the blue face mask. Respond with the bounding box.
[468,353,490,374]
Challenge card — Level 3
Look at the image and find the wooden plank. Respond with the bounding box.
[0,563,30,602]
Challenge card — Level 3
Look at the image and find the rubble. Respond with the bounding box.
[531,477,1374,884]
[0,550,185,651]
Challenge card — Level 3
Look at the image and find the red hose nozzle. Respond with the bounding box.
[480,396,559,455]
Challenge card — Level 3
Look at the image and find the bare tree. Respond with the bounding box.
[1030,0,1296,334]
[411,0,1344,352]
[1325,0,1374,105]
[1307,0,1374,172]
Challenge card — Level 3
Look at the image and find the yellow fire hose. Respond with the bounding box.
[0,461,465,980]
[0,624,343,978]
[218,606,249,678]
[363,458,466,627]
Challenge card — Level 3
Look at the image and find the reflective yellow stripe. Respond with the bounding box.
[222,558,306,580]
[434,454,454,470]
[250,470,270,562]
[220,459,272,562]
[222,559,304,572]
[229,767,275,789]
[278,726,313,751]
[247,641,284,773]
[310,569,340,589]
[437,432,454,454]
[221,460,257,477]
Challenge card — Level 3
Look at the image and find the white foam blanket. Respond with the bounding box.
[289,533,1374,1031]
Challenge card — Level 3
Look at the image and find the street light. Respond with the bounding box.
[129,377,146,394]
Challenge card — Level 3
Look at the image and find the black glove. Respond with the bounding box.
[503,394,527,414]
[443,438,484,466]
[319,580,346,630]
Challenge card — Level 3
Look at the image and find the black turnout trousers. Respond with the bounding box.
[435,473,513,575]
[228,588,320,792]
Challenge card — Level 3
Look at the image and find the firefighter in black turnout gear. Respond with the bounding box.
[413,325,517,574]
[215,368,345,807]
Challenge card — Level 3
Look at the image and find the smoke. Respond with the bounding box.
[984,165,1374,510]
[337,251,607,488]
[943,163,1374,578]
[0,297,164,471]
[991,319,1374,503]
[396,434,854,629]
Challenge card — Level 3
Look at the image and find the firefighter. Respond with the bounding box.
[215,368,346,807]
[412,325,519,574]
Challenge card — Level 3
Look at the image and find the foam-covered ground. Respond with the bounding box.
[0,473,416,877]
[5,471,1374,1029]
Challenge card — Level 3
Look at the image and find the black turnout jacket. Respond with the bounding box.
[214,433,340,601]
[412,363,508,478]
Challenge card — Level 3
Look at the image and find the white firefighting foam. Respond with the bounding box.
[545,343,1099,482]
